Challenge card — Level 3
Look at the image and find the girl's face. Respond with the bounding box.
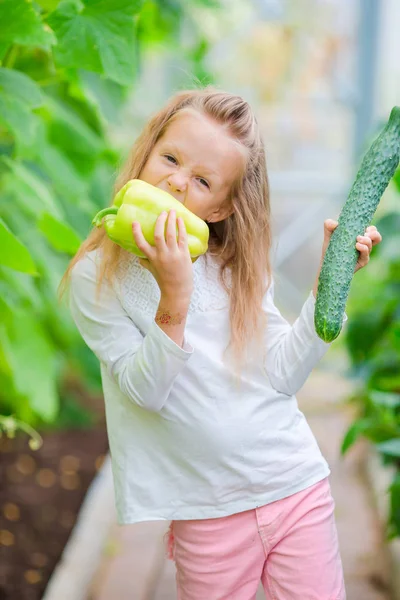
[139,110,245,223]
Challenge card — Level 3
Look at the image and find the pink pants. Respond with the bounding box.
[165,477,346,599]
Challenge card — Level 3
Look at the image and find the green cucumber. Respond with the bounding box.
[315,106,400,343]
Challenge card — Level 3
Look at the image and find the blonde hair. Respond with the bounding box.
[59,86,273,376]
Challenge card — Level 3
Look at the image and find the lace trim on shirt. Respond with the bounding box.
[114,253,231,316]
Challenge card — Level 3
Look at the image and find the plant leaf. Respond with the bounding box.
[5,311,59,422]
[47,0,143,85]
[137,0,182,46]
[369,389,400,408]
[0,68,44,151]
[44,95,104,176]
[340,418,373,455]
[36,0,61,11]
[23,123,90,203]
[1,156,63,219]
[393,167,400,193]
[74,69,127,125]
[38,212,82,254]
[0,68,43,109]
[0,0,56,54]
[388,471,400,539]
[0,220,38,274]
[0,265,42,312]
[376,438,400,458]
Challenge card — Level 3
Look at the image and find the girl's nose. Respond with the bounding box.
[167,173,188,194]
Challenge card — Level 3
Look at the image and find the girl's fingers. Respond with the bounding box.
[132,221,153,258]
[357,235,372,249]
[355,227,382,273]
[134,210,189,257]
[177,216,188,249]
[365,226,382,245]
[153,211,169,250]
[165,209,178,248]
[370,230,382,245]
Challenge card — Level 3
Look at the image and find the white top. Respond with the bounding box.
[69,249,347,525]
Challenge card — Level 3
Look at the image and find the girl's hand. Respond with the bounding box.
[132,209,194,300]
[322,219,383,273]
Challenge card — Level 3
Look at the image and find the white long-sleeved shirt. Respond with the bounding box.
[69,249,347,524]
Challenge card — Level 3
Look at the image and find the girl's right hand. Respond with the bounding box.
[132,209,194,301]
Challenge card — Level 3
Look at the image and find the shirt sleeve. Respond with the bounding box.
[68,253,194,413]
[263,279,348,396]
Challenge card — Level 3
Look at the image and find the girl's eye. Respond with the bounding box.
[198,178,210,189]
[164,154,209,188]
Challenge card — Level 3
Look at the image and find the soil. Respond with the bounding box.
[0,411,109,600]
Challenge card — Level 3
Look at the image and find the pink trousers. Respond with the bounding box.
[165,477,346,599]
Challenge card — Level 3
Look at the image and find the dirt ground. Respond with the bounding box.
[0,427,109,600]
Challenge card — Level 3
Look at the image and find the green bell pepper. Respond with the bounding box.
[92,179,209,259]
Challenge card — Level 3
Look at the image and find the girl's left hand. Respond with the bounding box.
[322,219,383,273]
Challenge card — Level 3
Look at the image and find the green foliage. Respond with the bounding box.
[0,0,56,58]
[0,67,44,151]
[341,167,400,539]
[0,0,218,433]
[46,0,143,85]
[0,220,38,273]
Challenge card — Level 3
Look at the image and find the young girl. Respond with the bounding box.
[61,87,381,599]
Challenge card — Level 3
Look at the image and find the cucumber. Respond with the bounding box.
[315,106,400,343]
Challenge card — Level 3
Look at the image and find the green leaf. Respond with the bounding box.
[0,0,56,54]
[54,392,95,428]
[0,324,13,377]
[1,156,63,219]
[340,417,373,455]
[38,212,82,254]
[89,159,116,208]
[36,0,61,11]
[0,293,13,323]
[0,68,43,151]
[375,212,400,240]
[40,144,95,213]
[44,96,104,176]
[388,472,400,539]
[376,438,400,458]
[370,389,400,409]
[344,296,394,366]
[394,167,400,193]
[0,266,42,311]
[372,372,400,392]
[0,220,38,274]
[5,311,59,421]
[137,0,182,46]
[47,0,143,85]
[58,71,106,135]
[392,321,400,352]
[28,128,90,202]
[1,208,70,290]
[10,47,56,87]
[75,69,127,125]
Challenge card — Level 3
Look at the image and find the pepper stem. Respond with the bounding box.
[92,207,118,227]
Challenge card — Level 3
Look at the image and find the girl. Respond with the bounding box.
[60,87,381,599]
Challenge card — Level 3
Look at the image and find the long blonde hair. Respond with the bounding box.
[59,86,273,375]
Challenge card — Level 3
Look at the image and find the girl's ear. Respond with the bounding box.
[207,201,235,223]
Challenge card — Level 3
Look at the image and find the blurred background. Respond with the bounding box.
[0,0,400,599]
